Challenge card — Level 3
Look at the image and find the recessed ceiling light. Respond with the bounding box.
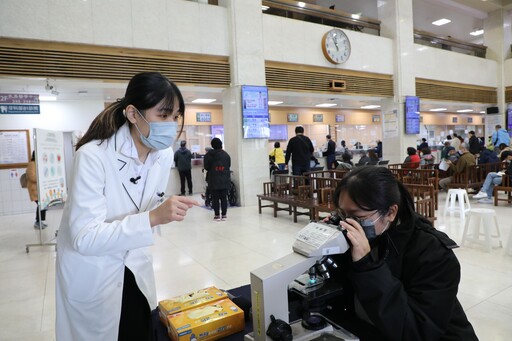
[191,98,216,104]
[429,108,447,112]
[456,109,473,113]
[470,29,484,36]
[479,110,485,114]
[298,2,306,8]
[432,18,451,26]
[351,13,361,19]
[262,5,269,10]
[39,95,57,101]
[315,103,337,107]
[268,101,283,106]
[361,105,381,109]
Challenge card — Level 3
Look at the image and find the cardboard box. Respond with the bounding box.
[167,298,245,341]
[159,287,228,327]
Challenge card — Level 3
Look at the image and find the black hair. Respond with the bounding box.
[76,72,185,150]
[274,141,280,148]
[407,147,416,156]
[211,137,222,150]
[499,143,508,150]
[326,134,331,139]
[421,147,431,155]
[333,166,415,224]
[295,126,304,134]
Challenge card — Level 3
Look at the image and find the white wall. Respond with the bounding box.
[505,58,512,87]
[0,100,103,216]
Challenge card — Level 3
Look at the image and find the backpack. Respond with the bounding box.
[20,173,27,188]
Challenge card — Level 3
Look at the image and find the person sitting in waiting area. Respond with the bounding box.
[336,152,353,170]
[420,147,435,166]
[357,151,370,166]
[440,141,451,160]
[446,146,459,163]
[498,142,512,159]
[472,151,512,204]
[478,146,499,165]
[439,143,476,191]
[403,147,420,169]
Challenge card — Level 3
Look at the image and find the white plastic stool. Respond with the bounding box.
[461,208,502,252]
[444,189,471,222]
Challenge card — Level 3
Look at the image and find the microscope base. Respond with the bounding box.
[245,320,358,341]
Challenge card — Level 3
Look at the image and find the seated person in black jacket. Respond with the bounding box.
[325,166,478,340]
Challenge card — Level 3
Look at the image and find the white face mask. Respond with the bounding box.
[133,108,177,150]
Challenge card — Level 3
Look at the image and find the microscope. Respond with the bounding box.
[245,220,359,341]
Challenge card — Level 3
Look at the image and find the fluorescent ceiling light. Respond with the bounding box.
[351,14,361,20]
[429,108,447,112]
[262,5,269,10]
[470,29,484,36]
[191,98,216,104]
[39,95,57,101]
[268,101,283,106]
[432,18,451,26]
[298,2,305,8]
[456,109,473,113]
[361,105,381,109]
[479,110,485,114]
[315,103,337,107]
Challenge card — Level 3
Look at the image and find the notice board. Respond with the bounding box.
[0,130,31,169]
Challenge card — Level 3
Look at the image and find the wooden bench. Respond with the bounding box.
[494,174,512,206]
[257,174,315,223]
[404,183,436,224]
[447,162,505,191]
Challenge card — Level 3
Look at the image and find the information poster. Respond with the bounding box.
[404,96,420,134]
[242,85,270,139]
[0,93,40,114]
[383,110,398,138]
[0,130,30,168]
[34,128,67,210]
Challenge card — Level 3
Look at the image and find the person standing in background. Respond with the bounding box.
[269,141,286,170]
[26,150,47,229]
[468,131,480,155]
[204,138,231,222]
[55,72,199,341]
[451,133,461,151]
[174,140,193,195]
[285,126,314,175]
[375,140,383,159]
[492,125,511,148]
[417,138,428,153]
[322,134,337,169]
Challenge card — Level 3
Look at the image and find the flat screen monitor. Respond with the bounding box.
[269,125,288,141]
[242,85,270,139]
[508,107,512,137]
[211,125,224,139]
[405,96,420,135]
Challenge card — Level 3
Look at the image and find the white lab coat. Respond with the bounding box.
[55,126,172,341]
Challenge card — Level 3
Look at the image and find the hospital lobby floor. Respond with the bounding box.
[0,192,511,340]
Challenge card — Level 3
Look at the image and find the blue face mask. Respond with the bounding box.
[133,108,177,150]
[358,214,384,241]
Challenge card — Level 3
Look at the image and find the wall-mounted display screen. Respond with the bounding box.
[211,125,224,139]
[269,125,288,141]
[242,85,269,139]
[404,96,420,135]
[287,113,298,122]
[196,112,211,122]
[335,114,345,122]
[508,107,512,137]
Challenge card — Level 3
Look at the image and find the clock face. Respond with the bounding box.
[321,29,351,64]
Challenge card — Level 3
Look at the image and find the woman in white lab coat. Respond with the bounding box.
[55,72,199,341]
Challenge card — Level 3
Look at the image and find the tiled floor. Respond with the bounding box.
[0,192,511,340]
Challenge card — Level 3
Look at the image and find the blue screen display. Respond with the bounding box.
[269,125,288,141]
[405,96,420,135]
[242,85,270,139]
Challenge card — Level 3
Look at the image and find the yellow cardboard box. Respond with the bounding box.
[159,287,228,327]
[167,298,245,341]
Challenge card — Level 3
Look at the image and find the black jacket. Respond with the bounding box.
[322,139,336,157]
[468,136,480,155]
[285,134,314,166]
[203,149,231,190]
[330,215,478,341]
[173,147,192,171]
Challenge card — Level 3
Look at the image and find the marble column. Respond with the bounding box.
[378,0,419,163]
[219,0,268,206]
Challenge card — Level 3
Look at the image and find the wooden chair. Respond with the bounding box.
[494,174,512,206]
[404,183,436,224]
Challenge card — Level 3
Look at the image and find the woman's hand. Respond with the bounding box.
[340,218,371,262]
[149,195,200,226]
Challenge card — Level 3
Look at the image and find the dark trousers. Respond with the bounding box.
[292,164,311,176]
[179,169,193,194]
[35,200,46,222]
[118,267,151,341]
[211,189,228,216]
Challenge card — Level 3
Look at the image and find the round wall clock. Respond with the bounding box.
[321,28,351,64]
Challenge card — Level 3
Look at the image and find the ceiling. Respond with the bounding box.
[0,0,508,114]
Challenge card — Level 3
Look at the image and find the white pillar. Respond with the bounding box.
[219,0,268,206]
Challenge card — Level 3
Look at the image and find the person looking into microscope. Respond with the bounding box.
[326,166,477,340]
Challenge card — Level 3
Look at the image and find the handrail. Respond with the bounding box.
[414,29,487,58]
[262,0,381,35]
